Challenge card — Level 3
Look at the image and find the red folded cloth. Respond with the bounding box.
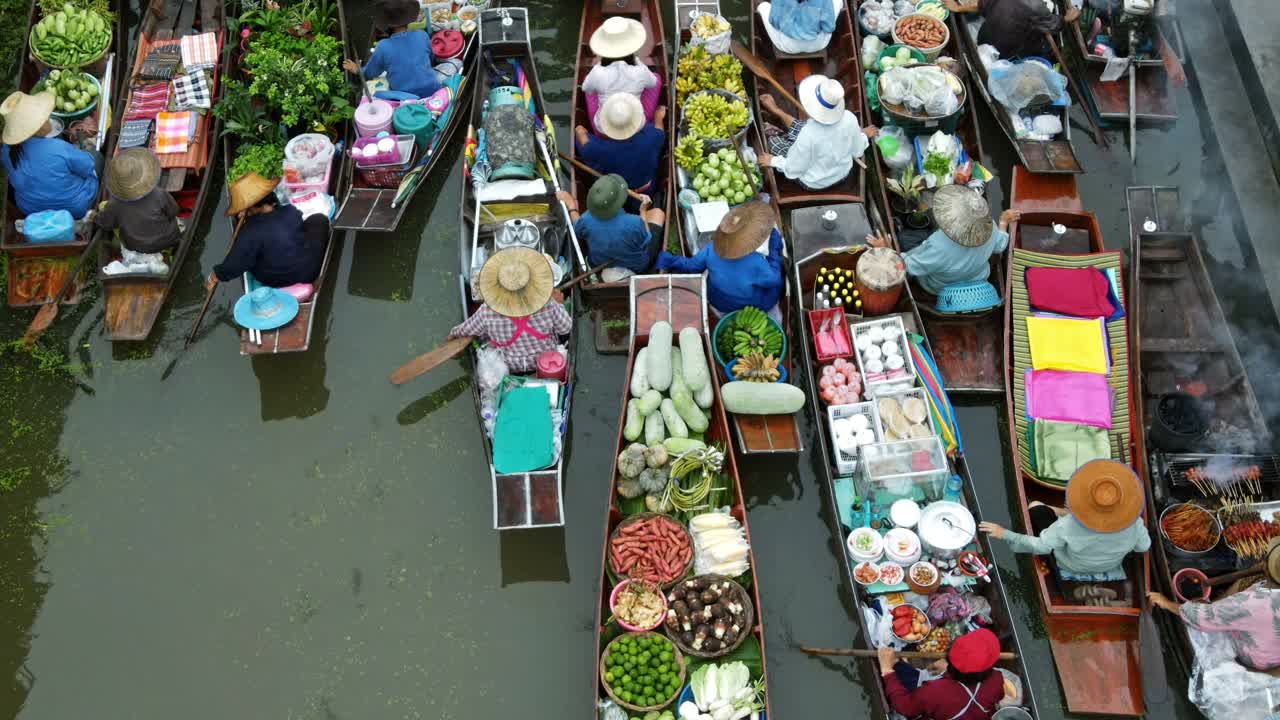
[1025,266,1116,318]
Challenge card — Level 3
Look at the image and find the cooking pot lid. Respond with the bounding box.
[919,501,975,549]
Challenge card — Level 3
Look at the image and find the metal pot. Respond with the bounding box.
[917,501,975,559]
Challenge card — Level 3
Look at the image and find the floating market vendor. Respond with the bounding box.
[0,90,100,219]
[449,247,572,372]
[558,174,665,279]
[1149,537,1280,673]
[980,460,1151,603]
[757,76,876,191]
[97,148,181,276]
[942,0,1080,60]
[654,200,784,317]
[868,184,1016,295]
[878,628,1005,720]
[757,0,843,55]
[341,0,442,99]
[581,17,661,132]
[575,94,666,194]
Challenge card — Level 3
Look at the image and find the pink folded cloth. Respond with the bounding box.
[1025,369,1113,429]
[279,284,315,302]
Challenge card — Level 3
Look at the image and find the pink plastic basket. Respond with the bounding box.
[283,159,332,194]
[353,135,412,167]
[608,579,667,632]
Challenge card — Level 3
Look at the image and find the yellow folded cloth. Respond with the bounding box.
[1026,315,1109,374]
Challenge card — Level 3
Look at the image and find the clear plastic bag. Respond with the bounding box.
[859,1,895,36]
[879,67,909,106]
[1032,113,1063,136]
[476,346,509,394]
[284,133,334,178]
[1186,626,1280,720]
[877,125,915,170]
[988,60,1069,112]
[862,34,886,70]
[924,83,958,116]
[893,0,916,17]
[688,13,732,54]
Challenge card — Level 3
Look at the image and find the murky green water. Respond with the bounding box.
[1,1,1277,718]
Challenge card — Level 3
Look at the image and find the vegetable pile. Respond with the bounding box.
[878,46,918,72]
[35,69,97,115]
[915,1,948,20]
[891,604,929,642]
[684,147,761,206]
[895,14,946,49]
[610,514,694,586]
[690,512,750,577]
[31,3,111,68]
[602,633,684,710]
[675,46,744,106]
[665,576,751,655]
[626,322,714,451]
[681,662,764,720]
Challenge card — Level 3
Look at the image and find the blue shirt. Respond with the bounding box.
[903,223,1009,294]
[768,0,836,40]
[655,228,784,313]
[363,30,441,99]
[574,211,653,273]
[213,205,325,287]
[575,125,666,191]
[1,138,97,218]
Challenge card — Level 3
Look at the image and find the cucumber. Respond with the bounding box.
[669,371,691,405]
[721,381,806,415]
[635,389,662,416]
[623,399,644,441]
[670,347,683,385]
[693,378,715,409]
[663,437,706,454]
[679,327,710,392]
[644,408,666,446]
[660,398,689,439]
[646,321,673,391]
[630,347,650,398]
[672,392,709,433]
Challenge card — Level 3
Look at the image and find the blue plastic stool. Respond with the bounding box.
[935,281,1001,314]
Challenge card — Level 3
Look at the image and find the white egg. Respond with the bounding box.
[881,324,902,340]
[361,144,379,158]
[866,358,885,373]
[850,414,870,431]
[855,333,873,351]
[376,137,396,153]
[868,326,886,343]
[838,436,861,456]
[882,341,901,357]
[886,354,905,370]
[855,428,876,445]
[864,344,882,361]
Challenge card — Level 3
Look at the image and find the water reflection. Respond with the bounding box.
[499,528,571,586]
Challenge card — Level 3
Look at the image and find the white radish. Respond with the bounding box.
[679,701,701,720]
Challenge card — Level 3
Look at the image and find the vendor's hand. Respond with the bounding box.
[342,58,359,74]
[555,190,576,211]
[757,153,774,167]
[999,209,1021,227]
[865,232,891,248]
[653,105,667,130]
[574,125,590,144]
[204,272,219,293]
[863,125,879,138]
[978,521,1006,539]
[638,194,652,211]
[1148,592,1178,612]
[1064,5,1081,23]
[877,646,897,674]
[929,658,949,674]
[551,288,565,304]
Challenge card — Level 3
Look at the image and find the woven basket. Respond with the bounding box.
[357,157,414,188]
[599,631,687,713]
[608,512,694,590]
[662,574,755,659]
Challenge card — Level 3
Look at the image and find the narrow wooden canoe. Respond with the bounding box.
[1127,184,1273,677]
[791,203,1041,718]
[750,0,866,208]
[95,0,222,341]
[952,15,1083,174]
[1,0,125,309]
[225,0,353,355]
[592,273,773,717]
[333,25,480,232]
[1005,165,1148,716]
[458,7,579,530]
[568,0,673,354]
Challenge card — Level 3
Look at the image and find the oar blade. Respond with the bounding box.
[22,303,59,343]
[389,336,473,385]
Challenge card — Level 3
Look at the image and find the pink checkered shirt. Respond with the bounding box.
[452,301,572,372]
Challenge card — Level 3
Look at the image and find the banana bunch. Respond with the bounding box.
[732,352,781,382]
[683,93,748,140]
[727,306,783,358]
[675,134,705,172]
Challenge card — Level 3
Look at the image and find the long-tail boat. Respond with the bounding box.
[791,200,1041,719]
[457,7,582,530]
[568,0,672,354]
[333,17,480,232]
[592,274,772,718]
[1004,165,1147,716]
[749,0,866,208]
[1127,184,1274,677]
[951,15,1083,174]
[2,0,124,309]
[223,0,352,355]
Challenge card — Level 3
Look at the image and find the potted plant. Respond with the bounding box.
[888,166,930,229]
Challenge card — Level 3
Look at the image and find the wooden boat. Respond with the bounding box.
[567,0,672,354]
[458,7,581,530]
[1003,165,1148,716]
[951,14,1083,174]
[791,201,1040,718]
[224,0,353,355]
[1,0,125,309]
[333,22,479,232]
[749,0,866,208]
[1127,184,1274,676]
[853,17,1004,394]
[592,273,772,717]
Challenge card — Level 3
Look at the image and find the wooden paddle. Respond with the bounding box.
[184,216,245,349]
[1043,33,1109,149]
[1207,562,1264,587]
[730,39,804,114]
[22,230,100,343]
[800,645,1018,661]
[388,260,613,386]
[557,151,648,202]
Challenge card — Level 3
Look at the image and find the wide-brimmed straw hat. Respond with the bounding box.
[587,174,628,219]
[1066,459,1144,533]
[225,172,281,216]
[106,148,162,202]
[798,75,845,125]
[377,0,420,29]
[233,286,299,331]
[932,184,992,248]
[598,93,645,140]
[478,247,554,318]
[713,201,773,260]
[0,90,56,145]
[589,17,647,59]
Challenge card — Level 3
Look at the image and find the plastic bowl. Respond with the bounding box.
[847,527,884,563]
[609,579,668,632]
[712,310,787,367]
[877,561,905,586]
[892,13,950,61]
[37,73,101,121]
[875,44,928,73]
[853,560,881,586]
[914,0,950,21]
[1172,567,1212,602]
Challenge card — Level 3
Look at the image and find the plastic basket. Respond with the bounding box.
[357,157,415,188]
[283,159,332,194]
[875,44,927,73]
[711,309,787,367]
[935,280,1000,314]
[807,307,853,361]
[680,89,753,154]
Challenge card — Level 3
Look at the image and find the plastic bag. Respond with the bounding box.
[862,34,885,70]
[688,13,732,54]
[1186,625,1280,720]
[924,83,958,116]
[879,67,909,106]
[476,346,509,394]
[988,60,1069,112]
[977,43,1001,70]
[284,133,334,178]
[21,209,74,243]
[877,125,914,170]
[859,1,895,36]
[893,0,916,17]
[1032,113,1063,136]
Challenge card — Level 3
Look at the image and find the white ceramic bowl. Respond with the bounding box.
[883,528,922,565]
[847,527,884,563]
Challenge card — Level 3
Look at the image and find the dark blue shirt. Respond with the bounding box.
[363,29,441,99]
[655,228,785,313]
[574,211,653,273]
[575,124,666,191]
[1,138,97,218]
[213,205,325,287]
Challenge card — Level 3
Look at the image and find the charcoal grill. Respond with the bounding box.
[1156,453,1280,500]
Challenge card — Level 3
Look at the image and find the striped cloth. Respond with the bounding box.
[154,112,192,154]
[118,119,152,149]
[1011,248,1130,489]
[179,32,219,71]
[124,82,170,120]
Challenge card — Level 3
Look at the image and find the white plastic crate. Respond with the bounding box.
[827,401,880,476]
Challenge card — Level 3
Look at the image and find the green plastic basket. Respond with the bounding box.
[712,310,787,367]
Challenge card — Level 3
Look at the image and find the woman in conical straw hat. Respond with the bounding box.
[95,148,183,276]
[757,75,877,191]
[0,90,101,219]
[449,247,572,372]
[582,17,661,133]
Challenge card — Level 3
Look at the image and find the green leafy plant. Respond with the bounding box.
[243,30,352,130]
[296,0,338,36]
[235,5,289,34]
[211,78,274,141]
[227,141,284,183]
[888,166,930,224]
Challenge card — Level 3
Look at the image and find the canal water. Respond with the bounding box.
[1,1,1277,718]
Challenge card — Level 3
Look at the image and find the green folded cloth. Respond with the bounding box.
[1033,419,1110,481]
[492,386,554,474]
